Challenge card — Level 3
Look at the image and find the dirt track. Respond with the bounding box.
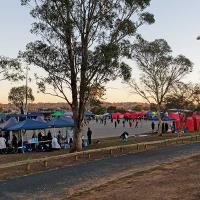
[71,155,200,200]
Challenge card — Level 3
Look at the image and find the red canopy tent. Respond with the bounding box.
[185,117,194,132]
[168,113,180,120]
[124,112,131,118]
[130,112,138,119]
[112,112,124,119]
[193,115,200,131]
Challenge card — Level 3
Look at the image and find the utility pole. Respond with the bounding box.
[25,65,28,117]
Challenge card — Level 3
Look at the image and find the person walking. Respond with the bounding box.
[165,123,169,133]
[114,121,117,128]
[57,131,62,147]
[151,121,155,133]
[135,120,139,128]
[122,120,125,127]
[87,127,92,145]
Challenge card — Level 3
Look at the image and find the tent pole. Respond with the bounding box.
[22,130,24,154]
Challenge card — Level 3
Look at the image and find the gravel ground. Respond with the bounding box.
[0,143,200,199]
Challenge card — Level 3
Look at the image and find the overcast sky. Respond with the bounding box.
[0,0,199,103]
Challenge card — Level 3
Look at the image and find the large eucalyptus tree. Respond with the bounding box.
[20,0,154,151]
[129,36,193,133]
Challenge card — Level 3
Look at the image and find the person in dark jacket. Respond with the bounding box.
[151,121,155,133]
[12,134,18,151]
[162,123,165,133]
[38,132,43,142]
[87,128,92,145]
[165,123,169,133]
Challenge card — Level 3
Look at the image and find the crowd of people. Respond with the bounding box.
[151,121,176,134]
[94,115,146,129]
[0,126,94,154]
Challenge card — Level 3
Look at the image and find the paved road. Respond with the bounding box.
[0,143,200,199]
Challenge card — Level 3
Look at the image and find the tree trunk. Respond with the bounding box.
[157,104,162,135]
[73,124,83,152]
[71,104,84,152]
[20,107,24,114]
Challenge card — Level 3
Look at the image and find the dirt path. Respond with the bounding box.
[70,155,200,200]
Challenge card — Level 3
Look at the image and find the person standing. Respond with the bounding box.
[165,123,169,133]
[135,120,139,128]
[129,121,132,127]
[12,134,18,151]
[57,131,62,147]
[151,121,155,133]
[122,120,125,127]
[87,128,92,145]
[114,121,117,128]
[0,134,6,154]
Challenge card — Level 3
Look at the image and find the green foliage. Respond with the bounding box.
[0,56,25,82]
[91,106,106,115]
[130,36,193,106]
[149,103,157,111]
[116,108,126,113]
[132,105,142,111]
[19,0,154,102]
[164,82,200,111]
[8,86,35,114]
[129,36,193,133]
[107,106,117,113]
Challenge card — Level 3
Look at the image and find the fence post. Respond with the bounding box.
[110,149,113,155]
[75,155,78,161]
[88,153,91,159]
[137,144,139,150]
[44,160,48,168]
[26,163,30,171]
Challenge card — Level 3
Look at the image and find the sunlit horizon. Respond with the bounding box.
[0,0,199,104]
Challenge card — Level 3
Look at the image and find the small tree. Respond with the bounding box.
[129,36,193,133]
[8,86,35,114]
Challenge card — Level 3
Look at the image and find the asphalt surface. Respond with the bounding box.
[0,143,200,199]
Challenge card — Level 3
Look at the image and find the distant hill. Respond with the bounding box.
[0,101,149,113]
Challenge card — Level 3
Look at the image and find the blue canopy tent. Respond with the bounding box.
[0,117,18,131]
[7,119,50,131]
[84,111,95,117]
[48,117,74,128]
[162,116,173,121]
[35,116,47,123]
[7,119,51,153]
[6,112,43,121]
